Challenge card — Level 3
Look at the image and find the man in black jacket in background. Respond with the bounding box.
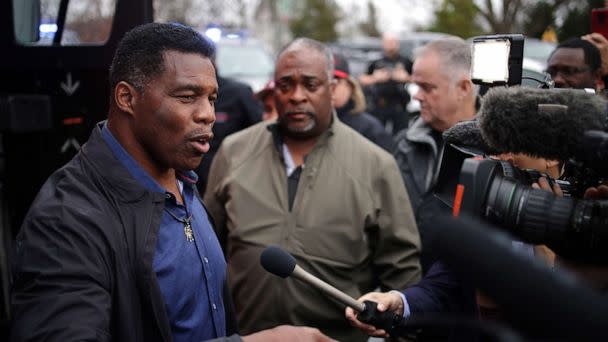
[10,22,333,342]
[196,73,262,194]
[359,32,412,135]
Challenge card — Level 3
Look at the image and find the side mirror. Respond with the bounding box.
[12,0,41,44]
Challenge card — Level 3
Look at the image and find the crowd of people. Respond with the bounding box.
[8,21,608,342]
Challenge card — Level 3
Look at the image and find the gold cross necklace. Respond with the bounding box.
[164,181,195,242]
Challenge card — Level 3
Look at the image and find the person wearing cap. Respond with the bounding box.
[333,53,393,151]
[254,80,279,121]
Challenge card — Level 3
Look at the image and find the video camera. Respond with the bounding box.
[456,155,608,265]
[435,117,608,264]
[433,128,608,265]
[431,34,608,263]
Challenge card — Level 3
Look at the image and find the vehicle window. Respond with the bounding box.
[524,40,556,64]
[216,44,274,78]
[399,41,416,60]
[12,0,116,46]
[12,0,40,43]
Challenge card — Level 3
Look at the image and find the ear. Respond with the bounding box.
[499,152,515,164]
[330,79,337,103]
[546,159,560,169]
[114,81,140,117]
[595,71,605,92]
[329,78,337,95]
[546,159,563,178]
[457,79,472,99]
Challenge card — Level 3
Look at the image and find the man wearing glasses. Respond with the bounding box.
[546,38,603,91]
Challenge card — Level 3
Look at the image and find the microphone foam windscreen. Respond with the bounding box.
[478,86,607,161]
[442,119,497,155]
[260,246,296,278]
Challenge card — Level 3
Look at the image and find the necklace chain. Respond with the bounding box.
[165,179,195,242]
[164,208,195,242]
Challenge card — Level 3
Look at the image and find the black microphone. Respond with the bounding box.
[426,213,608,340]
[260,246,404,335]
[442,119,497,155]
[478,86,607,161]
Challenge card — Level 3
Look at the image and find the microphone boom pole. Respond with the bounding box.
[290,264,365,312]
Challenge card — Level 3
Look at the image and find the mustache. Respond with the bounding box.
[283,110,315,117]
[185,127,214,141]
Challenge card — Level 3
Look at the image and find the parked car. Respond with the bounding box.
[331,31,458,78]
[523,37,556,67]
[330,37,383,77]
[214,37,275,92]
[521,38,556,87]
[398,31,457,61]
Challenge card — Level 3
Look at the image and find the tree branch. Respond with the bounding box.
[475,1,499,32]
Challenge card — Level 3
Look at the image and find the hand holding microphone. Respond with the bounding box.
[344,291,405,338]
[260,246,407,337]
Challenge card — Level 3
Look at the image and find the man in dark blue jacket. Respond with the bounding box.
[346,37,480,340]
[10,22,333,342]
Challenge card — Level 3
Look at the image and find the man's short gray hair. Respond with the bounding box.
[278,38,334,80]
[415,37,472,83]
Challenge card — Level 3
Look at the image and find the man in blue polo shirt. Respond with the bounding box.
[10,23,334,342]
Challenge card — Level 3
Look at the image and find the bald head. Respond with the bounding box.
[382,32,400,58]
[278,38,334,80]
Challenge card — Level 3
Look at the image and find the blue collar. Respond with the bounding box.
[100,122,198,192]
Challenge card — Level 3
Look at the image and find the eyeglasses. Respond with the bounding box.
[544,66,590,78]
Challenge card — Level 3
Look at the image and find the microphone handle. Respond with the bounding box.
[291,265,408,336]
[292,265,365,312]
[358,300,408,337]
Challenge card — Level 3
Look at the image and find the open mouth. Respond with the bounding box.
[189,133,213,154]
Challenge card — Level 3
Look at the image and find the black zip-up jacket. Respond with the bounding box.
[336,99,393,152]
[10,123,240,342]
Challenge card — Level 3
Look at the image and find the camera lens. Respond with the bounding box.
[459,158,608,263]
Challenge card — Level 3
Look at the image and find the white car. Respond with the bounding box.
[215,38,275,92]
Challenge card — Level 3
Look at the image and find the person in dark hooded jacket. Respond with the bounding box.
[332,53,393,152]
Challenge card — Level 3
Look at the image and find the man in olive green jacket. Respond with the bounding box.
[203,38,421,342]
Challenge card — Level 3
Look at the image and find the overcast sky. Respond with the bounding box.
[335,0,434,33]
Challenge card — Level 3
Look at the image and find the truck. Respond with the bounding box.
[0,0,154,336]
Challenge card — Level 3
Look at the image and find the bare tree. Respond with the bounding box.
[155,0,248,28]
[63,0,116,43]
[472,0,570,34]
[154,0,196,25]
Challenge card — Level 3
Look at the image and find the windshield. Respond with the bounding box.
[12,0,116,45]
[216,44,274,77]
[524,39,556,64]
